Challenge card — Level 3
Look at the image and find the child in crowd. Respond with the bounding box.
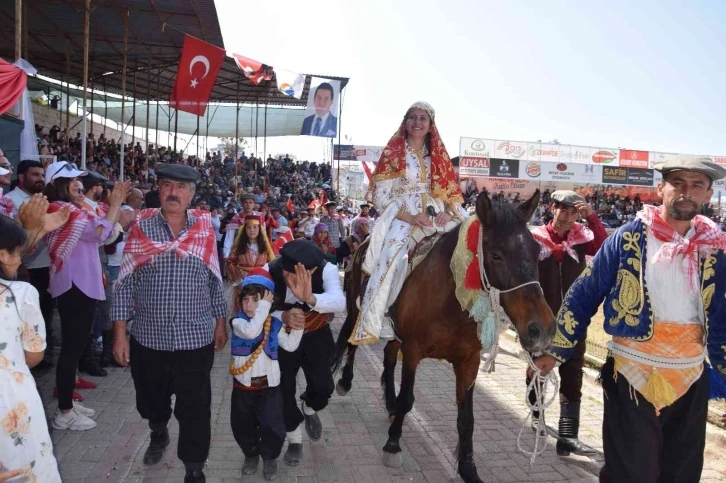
[229,268,304,480]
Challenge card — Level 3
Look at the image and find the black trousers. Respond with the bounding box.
[599,357,709,483]
[231,385,285,460]
[278,325,335,432]
[27,267,54,345]
[55,285,97,410]
[130,337,214,464]
[528,338,587,409]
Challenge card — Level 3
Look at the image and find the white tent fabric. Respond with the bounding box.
[14,59,40,160]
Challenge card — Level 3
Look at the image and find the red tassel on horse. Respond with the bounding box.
[466,219,480,253]
[464,257,481,290]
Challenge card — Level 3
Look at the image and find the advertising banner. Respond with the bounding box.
[522,161,602,183]
[459,137,492,158]
[488,158,520,178]
[626,168,655,186]
[334,145,383,162]
[619,149,650,169]
[459,156,490,177]
[301,77,340,138]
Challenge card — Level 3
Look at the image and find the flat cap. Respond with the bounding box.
[155,163,201,183]
[280,239,325,272]
[82,170,110,186]
[654,156,726,181]
[551,190,585,206]
[240,193,255,201]
[324,201,337,207]
[359,203,370,208]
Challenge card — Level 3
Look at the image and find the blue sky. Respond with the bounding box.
[216,0,726,161]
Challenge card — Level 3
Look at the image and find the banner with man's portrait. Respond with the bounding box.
[300,77,340,138]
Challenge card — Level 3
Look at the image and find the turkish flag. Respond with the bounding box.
[286,197,294,213]
[232,54,274,85]
[169,35,225,116]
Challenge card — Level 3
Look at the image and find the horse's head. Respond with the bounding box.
[475,190,555,352]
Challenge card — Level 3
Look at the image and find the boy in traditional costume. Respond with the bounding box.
[533,157,726,482]
[229,268,304,480]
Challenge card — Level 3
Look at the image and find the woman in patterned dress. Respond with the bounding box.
[350,102,467,345]
[0,216,61,482]
[225,214,276,314]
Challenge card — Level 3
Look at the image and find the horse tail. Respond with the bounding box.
[332,310,357,374]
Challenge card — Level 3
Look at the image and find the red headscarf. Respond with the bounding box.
[367,101,463,205]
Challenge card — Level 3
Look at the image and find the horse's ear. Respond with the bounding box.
[475,190,495,226]
[516,189,540,222]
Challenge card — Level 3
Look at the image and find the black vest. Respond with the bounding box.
[538,243,587,315]
[268,257,327,312]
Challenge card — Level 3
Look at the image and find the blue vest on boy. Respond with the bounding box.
[230,313,284,360]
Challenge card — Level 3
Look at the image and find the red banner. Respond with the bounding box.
[619,149,649,168]
[169,35,226,116]
[0,58,26,117]
[232,54,274,86]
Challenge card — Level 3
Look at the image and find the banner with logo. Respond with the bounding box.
[334,145,383,162]
[489,158,519,178]
[459,156,490,177]
[522,161,602,183]
[301,77,340,138]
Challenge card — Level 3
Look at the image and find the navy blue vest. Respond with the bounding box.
[230,313,282,360]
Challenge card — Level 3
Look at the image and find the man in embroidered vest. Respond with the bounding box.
[229,268,304,480]
[111,163,228,483]
[527,190,607,456]
[532,157,726,482]
[263,239,345,466]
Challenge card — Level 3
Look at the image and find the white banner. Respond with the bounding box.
[522,160,602,183]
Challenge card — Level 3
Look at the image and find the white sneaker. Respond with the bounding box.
[379,317,395,341]
[52,406,97,431]
[73,402,96,418]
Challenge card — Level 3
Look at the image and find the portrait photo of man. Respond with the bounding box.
[301,80,339,138]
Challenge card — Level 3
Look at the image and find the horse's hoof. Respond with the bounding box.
[335,379,350,396]
[382,451,402,468]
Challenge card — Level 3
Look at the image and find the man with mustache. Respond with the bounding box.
[534,158,726,482]
[111,164,227,483]
[525,190,607,456]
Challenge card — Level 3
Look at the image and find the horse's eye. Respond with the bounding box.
[490,252,502,261]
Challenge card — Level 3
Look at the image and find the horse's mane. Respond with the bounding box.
[489,200,529,233]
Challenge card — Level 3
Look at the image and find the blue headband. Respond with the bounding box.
[242,275,275,292]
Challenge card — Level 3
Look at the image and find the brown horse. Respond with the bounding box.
[332,190,555,483]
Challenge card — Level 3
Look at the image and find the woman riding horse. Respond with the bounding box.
[350,101,468,345]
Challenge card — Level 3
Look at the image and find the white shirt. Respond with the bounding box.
[231,300,303,387]
[5,187,51,269]
[644,225,703,324]
[263,262,346,320]
[303,217,319,238]
[211,215,223,242]
[107,205,135,267]
[309,112,330,135]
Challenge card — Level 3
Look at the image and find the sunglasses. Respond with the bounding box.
[50,163,75,182]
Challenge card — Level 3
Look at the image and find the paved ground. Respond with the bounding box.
[32,315,726,483]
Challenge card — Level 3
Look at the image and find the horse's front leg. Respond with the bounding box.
[455,352,484,483]
[382,343,420,468]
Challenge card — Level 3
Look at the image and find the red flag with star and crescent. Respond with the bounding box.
[169,35,226,116]
[232,54,274,85]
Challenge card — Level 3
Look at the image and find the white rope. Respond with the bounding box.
[516,352,559,465]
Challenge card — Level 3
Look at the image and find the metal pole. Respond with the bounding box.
[155,68,160,151]
[263,102,267,161]
[80,0,90,169]
[102,75,107,134]
[235,83,240,200]
[196,114,200,162]
[22,0,27,61]
[90,65,94,136]
[173,109,178,154]
[119,10,128,181]
[132,71,137,149]
[65,51,70,143]
[14,0,21,60]
[255,97,259,157]
[205,103,210,160]
[146,60,151,180]
[336,89,344,195]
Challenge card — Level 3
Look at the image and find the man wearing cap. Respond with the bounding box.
[263,239,345,466]
[300,207,319,240]
[355,203,375,232]
[223,193,259,259]
[270,206,288,241]
[526,190,607,456]
[533,157,726,482]
[111,163,228,483]
[319,201,343,249]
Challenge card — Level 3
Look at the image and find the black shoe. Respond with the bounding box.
[242,455,259,475]
[283,443,302,466]
[79,337,108,377]
[263,459,278,480]
[302,404,322,441]
[143,429,170,465]
[184,470,206,483]
[556,403,597,457]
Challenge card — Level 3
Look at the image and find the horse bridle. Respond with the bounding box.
[477,224,542,295]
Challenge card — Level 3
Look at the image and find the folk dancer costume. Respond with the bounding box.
[262,239,345,466]
[229,269,303,480]
[111,164,226,480]
[222,194,261,259]
[225,214,276,314]
[544,158,726,482]
[351,101,467,344]
[528,190,608,456]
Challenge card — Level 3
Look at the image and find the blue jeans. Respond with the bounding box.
[92,264,120,337]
